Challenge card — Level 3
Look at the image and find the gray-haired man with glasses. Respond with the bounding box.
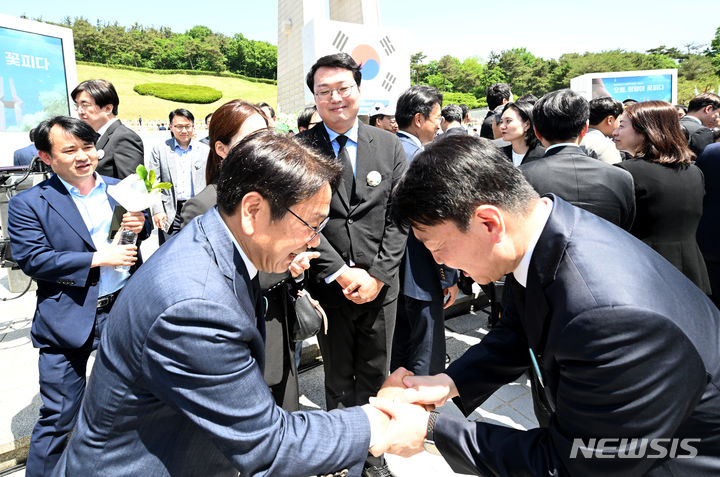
[296,53,409,477]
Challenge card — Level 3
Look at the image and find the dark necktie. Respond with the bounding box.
[335,134,354,198]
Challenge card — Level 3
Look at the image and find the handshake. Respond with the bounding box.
[363,367,459,458]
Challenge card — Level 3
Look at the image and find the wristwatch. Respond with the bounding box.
[423,410,441,455]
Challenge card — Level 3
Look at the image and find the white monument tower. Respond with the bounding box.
[277,0,409,115]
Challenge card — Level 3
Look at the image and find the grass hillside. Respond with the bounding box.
[77,64,277,122]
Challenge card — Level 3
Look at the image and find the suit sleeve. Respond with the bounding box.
[436,306,708,477]
[110,130,145,179]
[142,298,371,477]
[7,195,93,287]
[367,137,410,285]
[445,283,530,414]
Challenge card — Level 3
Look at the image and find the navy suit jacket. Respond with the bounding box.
[434,196,720,476]
[54,208,370,476]
[397,131,458,300]
[697,143,720,261]
[13,143,38,166]
[7,174,150,349]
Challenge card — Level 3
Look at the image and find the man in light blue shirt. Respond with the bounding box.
[148,108,209,244]
[7,116,149,477]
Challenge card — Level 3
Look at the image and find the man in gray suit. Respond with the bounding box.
[147,108,209,243]
[53,131,397,477]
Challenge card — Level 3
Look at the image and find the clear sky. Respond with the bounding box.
[3,0,718,61]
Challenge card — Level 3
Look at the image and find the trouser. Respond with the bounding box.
[25,307,110,477]
[316,298,397,410]
[391,294,446,375]
[158,201,185,245]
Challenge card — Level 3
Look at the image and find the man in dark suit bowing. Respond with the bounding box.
[372,135,720,477]
[440,104,467,136]
[7,116,149,477]
[72,79,144,179]
[392,85,458,377]
[521,89,635,231]
[296,53,409,477]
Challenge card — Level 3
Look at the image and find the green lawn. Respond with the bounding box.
[77,64,277,122]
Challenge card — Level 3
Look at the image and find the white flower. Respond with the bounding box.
[97,149,105,159]
[366,171,382,187]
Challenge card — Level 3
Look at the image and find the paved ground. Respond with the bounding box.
[0,230,538,476]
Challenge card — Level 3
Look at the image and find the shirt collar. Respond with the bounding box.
[397,130,423,150]
[512,198,553,287]
[172,138,193,151]
[97,117,118,137]
[324,119,359,144]
[545,142,577,153]
[684,115,702,125]
[57,173,105,196]
[217,209,258,279]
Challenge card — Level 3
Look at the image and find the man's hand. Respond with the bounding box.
[336,268,384,304]
[376,367,414,401]
[92,244,138,268]
[442,283,459,309]
[369,397,430,458]
[152,212,168,231]
[121,211,145,234]
[289,251,320,278]
[399,373,459,410]
[362,404,390,457]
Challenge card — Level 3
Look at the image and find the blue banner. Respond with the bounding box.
[0,26,70,132]
[592,74,673,103]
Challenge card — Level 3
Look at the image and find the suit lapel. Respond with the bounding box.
[200,208,266,344]
[522,195,573,351]
[352,123,373,208]
[164,139,180,187]
[40,175,96,249]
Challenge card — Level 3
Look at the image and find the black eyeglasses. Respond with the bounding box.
[285,208,329,241]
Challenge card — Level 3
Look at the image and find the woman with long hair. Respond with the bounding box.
[499,101,545,166]
[613,100,710,292]
[178,100,268,227]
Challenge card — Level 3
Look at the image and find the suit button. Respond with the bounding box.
[347,219,354,224]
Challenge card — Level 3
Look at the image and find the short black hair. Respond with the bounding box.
[589,97,623,125]
[217,130,342,219]
[28,127,36,142]
[34,116,98,154]
[169,108,195,123]
[71,79,120,116]
[256,102,276,119]
[486,83,512,111]
[297,105,317,130]
[533,89,589,142]
[395,85,443,130]
[502,101,541,149]
[516,94,538,105]
[306,53,362,93]
[441,104,463,124]
[205,113,213,123]
[687,93,720,113]
[392,135,538,231]
[459,104,470,120]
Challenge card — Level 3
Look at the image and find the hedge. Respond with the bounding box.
[133,83,223,103]
[78,61,277,85]
[441,92,486,109]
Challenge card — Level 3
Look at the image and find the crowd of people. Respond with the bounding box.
[6,52,720,476]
